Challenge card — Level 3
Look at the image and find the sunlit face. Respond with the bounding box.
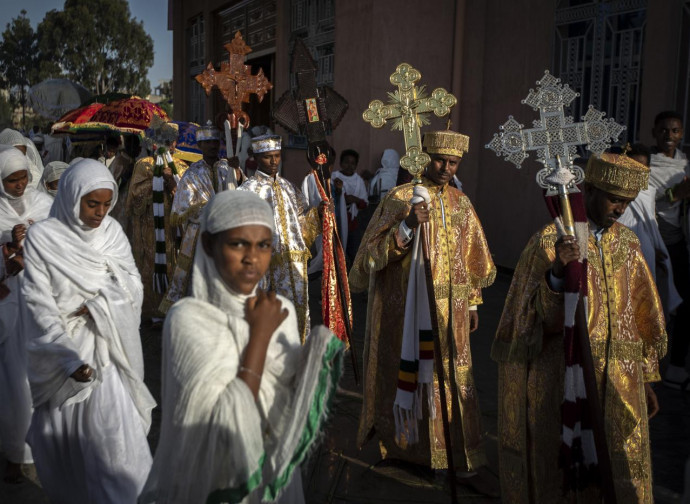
[340,154,358,176]
[652,118,684,157]
[79,188,113,228]
[425,154,460,186]
[256,150,281,176]
[202,225,273,295]
[585,184,634,229]
[3,170,29,197]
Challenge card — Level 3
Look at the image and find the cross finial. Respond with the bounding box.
[362,63,457,183]
[195,31,273,128]
[485,70,625,195]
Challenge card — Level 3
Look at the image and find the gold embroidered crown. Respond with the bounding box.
[251,134,282,154]
[195,120,221,142]
[585,152,650,199]
[423,130,470,158]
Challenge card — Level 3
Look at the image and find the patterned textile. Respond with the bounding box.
[492,222,667,503]
[126,156,188,320]
[310,170,352,344]
[152,151,179,294]
[350,178,495,471]
[542,191,597,490]
[238,170,320,343]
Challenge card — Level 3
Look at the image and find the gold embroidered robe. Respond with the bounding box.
[159,159,232,314]
[238,170,320,343]
[125,156,188,320]
[349,178,496,471]
[492,222,667,503]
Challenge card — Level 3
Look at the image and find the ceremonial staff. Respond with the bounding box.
[195,31,273,165]
[486,71,624,503]
[363,63,458,503]
[273,39,358,383]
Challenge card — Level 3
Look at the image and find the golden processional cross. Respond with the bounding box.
[195,31,273,127]
[363,63,457,182]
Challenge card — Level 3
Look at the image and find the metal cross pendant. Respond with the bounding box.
[485,71,624,195]
[195,31,273,126]
[363,63,457,183]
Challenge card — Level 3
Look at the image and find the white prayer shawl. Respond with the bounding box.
[43,134,64,164]
[649,150,689,245]
[619,187,682,319]
[0,148,51,464]
[21,160,155,502]
[140,226,343,503]
[0,128,44,188]
[38,160,68,197]
[331,171,368,253]
[394,185,435,444]
[369,148,400,199]
[301,172,324,274]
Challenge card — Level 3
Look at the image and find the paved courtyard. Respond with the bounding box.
[2,270,688,503]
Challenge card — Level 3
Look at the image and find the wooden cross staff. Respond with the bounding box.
[195,31,273,155]
[363,63,458,504]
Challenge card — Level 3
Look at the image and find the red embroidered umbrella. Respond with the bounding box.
[51,102,106,134]
[86,96,169,133]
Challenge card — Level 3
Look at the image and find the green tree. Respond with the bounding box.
[38,0,154,96]
[0,10,39,128]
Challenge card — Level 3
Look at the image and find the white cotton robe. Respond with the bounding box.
[21,159,155,504]
[140,194,343,503]
[0,147,52,464]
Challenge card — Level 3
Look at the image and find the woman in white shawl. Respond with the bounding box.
[0,128,44,188]
[0,146,52,483]
[21,159,156,503]
[368,148,400,202]
[140,190,343,504]
[38,160,69,198]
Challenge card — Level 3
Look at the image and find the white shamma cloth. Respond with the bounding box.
[140,190,344,504]
[0,147,52,465]
[21,159,155,504]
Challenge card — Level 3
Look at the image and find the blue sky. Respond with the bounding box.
[0,0,173,90]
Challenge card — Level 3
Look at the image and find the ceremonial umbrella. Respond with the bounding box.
[67,96,169,135]
[28,78,92,120]
[51,102,106,135]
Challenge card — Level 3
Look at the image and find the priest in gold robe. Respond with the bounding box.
[125,125,188,322]
[159,121,235,314]
[349,130,497,495]
[492,153,667,503]
[238,134,320,343]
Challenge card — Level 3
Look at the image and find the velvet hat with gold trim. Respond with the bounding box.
[585,152,650,199]
[196,120,221,142]
[251,134,282,154]
[422,130,470,158]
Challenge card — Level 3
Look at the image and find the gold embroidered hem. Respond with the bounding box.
[492,222,667,503]
[351,179,495,472]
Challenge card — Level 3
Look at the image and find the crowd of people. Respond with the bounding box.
[0,108,687,503]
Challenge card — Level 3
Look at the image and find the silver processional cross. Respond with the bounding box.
[485,71,625,197]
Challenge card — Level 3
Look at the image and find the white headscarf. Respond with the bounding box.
[370,148,400,197]
[50,159,118,243]
[38,161,68,197]
[192,190,275,311]
[0,128,44,182]
[0,147,52,238]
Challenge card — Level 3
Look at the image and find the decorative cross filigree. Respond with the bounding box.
[363,63,457,182]
[485,71,625,195]
[195,31,273,126]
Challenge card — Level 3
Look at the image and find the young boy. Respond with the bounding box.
[331,149,368,262]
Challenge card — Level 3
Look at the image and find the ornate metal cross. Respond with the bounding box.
[195,31,273,127]
[485,71,624,196]
[363,63,457,182]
